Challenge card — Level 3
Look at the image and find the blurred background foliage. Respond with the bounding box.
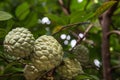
[0,0,120,80]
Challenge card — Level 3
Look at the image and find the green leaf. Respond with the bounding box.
[6,20,14,32]
[11,67,23,72]
[75,75,92,80]
[71,0,87,11]
[70,11,94,23]
[24,12,38,28]
[15,2,30,20]
[0,28,6,38]
[89,75,100,80]
[45,14,67,25]
[0,11,12,21]
[95,1,117,17]
[75,74,99,80]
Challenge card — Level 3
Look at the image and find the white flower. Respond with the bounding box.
[64,40,69,45]
[94,59,101,67]
[66,35,71,40]
[70,39,77,48]
[78,0,83,3]
[60,34,67,40]
[40,17,51,25]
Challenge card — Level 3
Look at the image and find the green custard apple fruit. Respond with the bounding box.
[56,58,83,79]
[4,27,35,58]
[73,44,89,65]
[24,65,42,80]
[31,35,64,71]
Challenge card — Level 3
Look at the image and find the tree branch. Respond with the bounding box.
[70,30,95,46]
[52,22,90,35]
[76,24,93,44]
[0,72,23,78]
[111,65,120,70]
[99,0,119,80]
[71,24,93,50]
[67,0,71,14]
[58,0,70,15]
[107,30,120,36]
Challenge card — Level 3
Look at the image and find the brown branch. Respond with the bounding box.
[37,68,54,80]
[72,24,93,50]
[70,30,95,46]
[0,72,23,78]
[111,65,120,70]
[99,0,119,80]
[52,22,90,35]
[67,0,71,14]
[69,30,78,38]
[0,73,14,77]
[76,24,93,45]
[58,0,70,15]
[107,30,120,36]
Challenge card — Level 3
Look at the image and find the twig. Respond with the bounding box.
[52,22,90,35]
[107,30,120,36]
[0,73,14,77]
[69,30,78,38]
[37,69,54,80]
[111,65,120,70]
[67,0,71,14]
[58,0,70,15]
[70,30,95,46]
[72,24,93,50]
[0,72,23,77]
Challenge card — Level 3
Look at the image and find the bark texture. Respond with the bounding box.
[99,0,119,80]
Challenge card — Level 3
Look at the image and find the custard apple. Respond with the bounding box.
[4,27,35,58]
[56,58,83,79]
[31,35,63,71]
[73,44,89,65]
[24,65,42,80]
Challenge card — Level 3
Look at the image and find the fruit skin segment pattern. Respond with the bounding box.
[31,35,64,71]
[3,27,84,80]
[56,58,84,80]
[73,44,89,66]
[4,27,35,58]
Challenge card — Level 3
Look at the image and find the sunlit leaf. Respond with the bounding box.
[52,26,62,34]
[95,1,117,17]
[75,74,99,80]
[89,75,100,80]
[24,12,38,28]
[70,11,94,23]
[15,2,30,20]
[75,75,92,80]
[0,11,12,21]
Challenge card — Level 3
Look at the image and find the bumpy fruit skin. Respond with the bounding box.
[56,58,83,79]
[4,27,34,58]
[24,65,41,80]
[73,44,89,65]
[32,35,63,71]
